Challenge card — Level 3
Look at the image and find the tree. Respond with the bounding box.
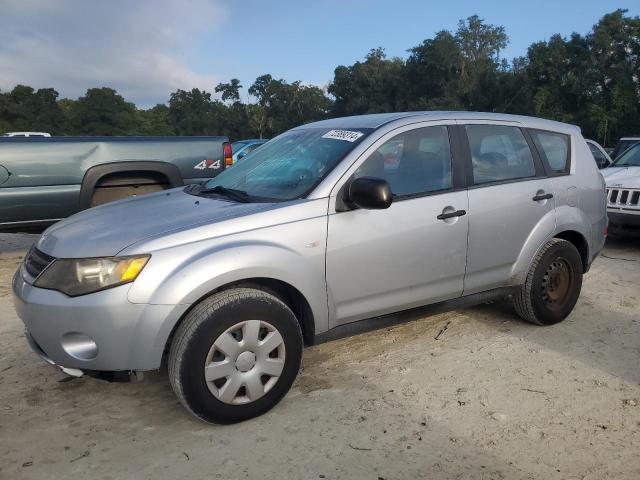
[249,75,329,137]
[138,104,174,136]
[1,9,640,144]
[584,9,640,144]
[168,88,220,135]
[215,79,242,104]
[456,15,508,75]
[405,31,463,109]
[0,85,67,134]
[68,87,139,135]
[328,48,407,116]
[455,16,509,111]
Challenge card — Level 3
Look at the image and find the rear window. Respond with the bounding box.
[530,130,570,174]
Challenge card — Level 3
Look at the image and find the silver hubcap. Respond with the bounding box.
[204,320,286,405]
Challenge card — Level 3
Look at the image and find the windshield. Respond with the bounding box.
[612,139,639,159]
[231,141,248,152]
[612,143,640,167]
[202,127,371,201]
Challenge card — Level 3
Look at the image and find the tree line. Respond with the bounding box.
[1,9,638,146]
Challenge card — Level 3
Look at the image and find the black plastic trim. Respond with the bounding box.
[437,209,467,220]
[532,193,554,201]
[449,125,470,189]
[313,287,518,345]
[79,161,183,210]
[520,128,547,177]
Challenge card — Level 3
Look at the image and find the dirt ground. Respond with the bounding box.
[0,233,639,480]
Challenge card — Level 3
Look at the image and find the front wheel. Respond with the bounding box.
[168,288,303,423]
[513,238,583,325]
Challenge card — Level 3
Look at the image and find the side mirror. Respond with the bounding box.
[347,176,392,210]
[237,151,247,160]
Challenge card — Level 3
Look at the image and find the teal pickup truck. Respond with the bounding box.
[0,136,230,230]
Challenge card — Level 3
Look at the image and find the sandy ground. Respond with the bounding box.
[0,233,639,480]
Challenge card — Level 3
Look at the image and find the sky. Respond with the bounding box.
[0,0,638,107]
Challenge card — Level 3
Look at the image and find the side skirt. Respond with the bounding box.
[313,287,518,345]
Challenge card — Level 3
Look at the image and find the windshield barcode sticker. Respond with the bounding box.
[322,130,364,142]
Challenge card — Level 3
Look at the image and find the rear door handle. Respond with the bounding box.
[437,209,467,220]
[533,193,553,202]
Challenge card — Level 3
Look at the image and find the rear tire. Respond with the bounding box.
[168,288,303,424]
[513,238,583,325]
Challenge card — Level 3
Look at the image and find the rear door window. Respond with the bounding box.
[465,125,536,185]
[530,130,570,174]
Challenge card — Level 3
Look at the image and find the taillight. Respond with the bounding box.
[224,142,233,166]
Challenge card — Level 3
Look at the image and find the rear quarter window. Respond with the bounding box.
[530,130,570,174]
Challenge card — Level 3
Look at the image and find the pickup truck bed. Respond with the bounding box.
[0,136,228,230]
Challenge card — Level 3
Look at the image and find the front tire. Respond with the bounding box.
[513,238,583,325]
[168,288,303,424]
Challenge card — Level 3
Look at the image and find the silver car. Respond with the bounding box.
[12,112,607,423]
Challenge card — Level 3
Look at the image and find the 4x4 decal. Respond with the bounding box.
[194,159,221,170]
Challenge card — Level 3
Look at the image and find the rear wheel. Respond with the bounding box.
[513,238,583,325]
[168,288,303,424]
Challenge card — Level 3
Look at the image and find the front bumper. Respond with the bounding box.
[12,270,190,371]
[607,209,640,235]
[24,329,84,377]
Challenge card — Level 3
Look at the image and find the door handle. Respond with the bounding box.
[532,193,553,202]
[437,209,467,220]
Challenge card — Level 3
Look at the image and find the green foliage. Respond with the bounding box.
[138,104,174,136]
[215,79,242,104]
[248,74,330,136]
[329,48,408,115]
[68,88,139,135]
[0,10,638,145]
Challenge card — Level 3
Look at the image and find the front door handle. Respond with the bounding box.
[533,193,554,202]
[437,209,467,220]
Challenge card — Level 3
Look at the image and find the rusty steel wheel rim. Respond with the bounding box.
[541,257,573,311]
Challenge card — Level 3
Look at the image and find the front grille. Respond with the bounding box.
[24,247,55,279]
[607,188,640,208]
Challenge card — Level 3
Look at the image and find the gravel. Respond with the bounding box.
[1,233,639,479]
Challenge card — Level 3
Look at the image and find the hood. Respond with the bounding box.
[602,166,640,189]
[37,188,285,258]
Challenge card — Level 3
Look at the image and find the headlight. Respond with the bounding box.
[34,255,150,297]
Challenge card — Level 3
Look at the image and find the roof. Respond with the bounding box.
[297,111,580,134]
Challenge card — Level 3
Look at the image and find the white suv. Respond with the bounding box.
[603,142,640,235]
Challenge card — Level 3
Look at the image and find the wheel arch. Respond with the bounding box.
[553,230,589,272]
[160,277,316,369]
[79,161,183,209]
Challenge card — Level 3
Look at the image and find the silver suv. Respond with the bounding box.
[12,112,607,423]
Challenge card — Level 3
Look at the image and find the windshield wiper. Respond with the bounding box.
[197,185,252,203]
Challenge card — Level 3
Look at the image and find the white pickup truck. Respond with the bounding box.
[602,142,640,235]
